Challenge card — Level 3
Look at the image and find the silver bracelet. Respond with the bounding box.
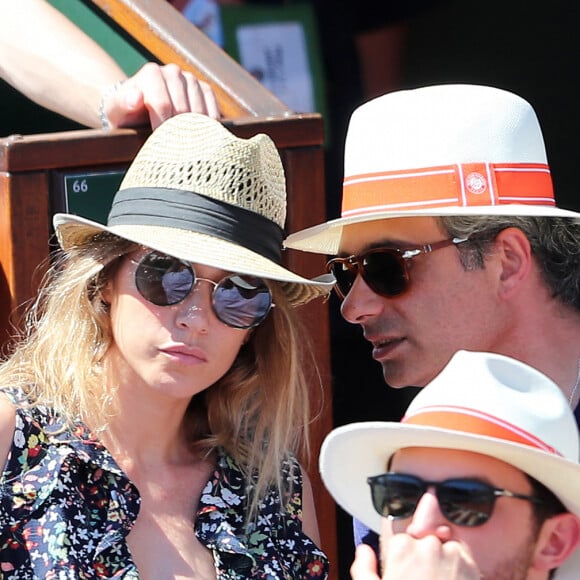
[99,80,125,129]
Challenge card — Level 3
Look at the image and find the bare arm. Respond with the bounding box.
[0,0,127,127]
[0,0,219,129]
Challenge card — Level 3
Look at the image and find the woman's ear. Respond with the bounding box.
[494,227,533,298]
[532,513,580,574]
[100,281,112,306]
[242,328,254,345]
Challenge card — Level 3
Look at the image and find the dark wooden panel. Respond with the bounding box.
[0,170,51,347]
[282,146,337,568]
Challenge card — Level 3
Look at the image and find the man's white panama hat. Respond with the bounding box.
[53,113,334,306]
[320,350,580,579]
[285,84,580,255]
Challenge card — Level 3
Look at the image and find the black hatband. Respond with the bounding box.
[108,187,284,263]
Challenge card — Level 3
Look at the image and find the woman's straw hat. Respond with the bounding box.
[54,113,334,306]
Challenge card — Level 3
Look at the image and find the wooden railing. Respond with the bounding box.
[0,0,337,576]
[91,0,290,118]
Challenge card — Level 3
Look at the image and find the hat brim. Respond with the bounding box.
[54,213,334,306]
[319,421,580,579]
[285,204,580,255]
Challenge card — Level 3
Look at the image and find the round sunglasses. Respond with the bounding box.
[326,237,468,300]
[132,251,273,329]
[367,472,543,527]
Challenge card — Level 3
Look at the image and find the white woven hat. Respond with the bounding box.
[53,113,334,306]
[285,84,580,255]
[320,350,580,579]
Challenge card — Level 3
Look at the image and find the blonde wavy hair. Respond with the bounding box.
[0,232,319,520]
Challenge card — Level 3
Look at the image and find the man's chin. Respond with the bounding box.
[382,363,435,390]
[382,366,414,389]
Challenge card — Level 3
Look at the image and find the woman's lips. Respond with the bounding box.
[160,344,208,364]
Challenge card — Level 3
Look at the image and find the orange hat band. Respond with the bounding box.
[402,406,561,456]
[342,162,554,217]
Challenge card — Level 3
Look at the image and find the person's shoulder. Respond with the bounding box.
[0,392,16,430]
[0,392,16,469]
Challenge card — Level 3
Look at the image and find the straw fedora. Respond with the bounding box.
[53,113,334,306]
[320,350,580,579]
[285,84,580,255]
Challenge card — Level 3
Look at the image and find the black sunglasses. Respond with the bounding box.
[326,237,468,299]
[132,251,273,329]
[367,472,543,527]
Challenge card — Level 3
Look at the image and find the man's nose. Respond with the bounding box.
[340,273,387,325]
[403,489,451,538]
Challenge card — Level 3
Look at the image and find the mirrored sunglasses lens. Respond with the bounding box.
[369,474,422,518]
[213,275,272,328]
[383,476,423,518]
[438,480,494,526]
[363,251,407,297]
[135,253,194,306]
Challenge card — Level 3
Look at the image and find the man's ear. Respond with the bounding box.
[493,227,533,298]
[532,513,580,573]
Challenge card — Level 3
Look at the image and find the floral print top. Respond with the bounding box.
[0,393,329,579]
